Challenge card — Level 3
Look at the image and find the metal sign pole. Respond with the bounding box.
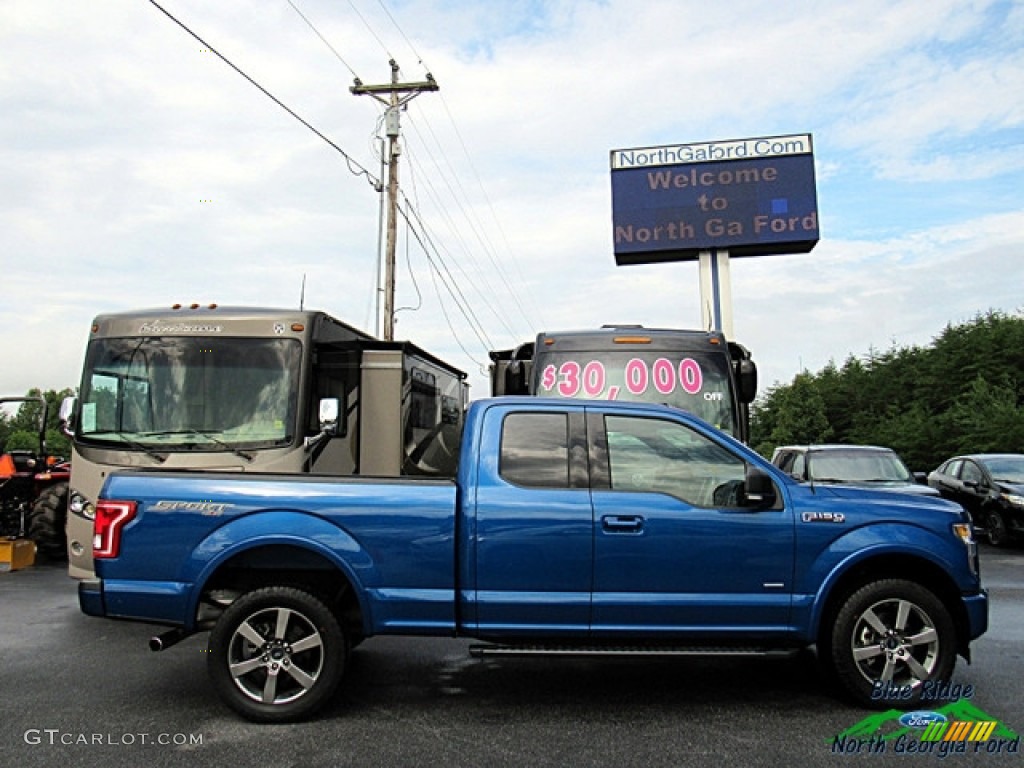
[699,248,734,339]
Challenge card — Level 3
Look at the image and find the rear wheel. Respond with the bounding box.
[28,482,68,560]
[830,579,955,708]
[207,586,347,722]
[986,510,1009,547]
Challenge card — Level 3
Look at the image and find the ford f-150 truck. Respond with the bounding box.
[79,397,988,722]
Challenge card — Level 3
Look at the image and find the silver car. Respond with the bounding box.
[771,444,941,496]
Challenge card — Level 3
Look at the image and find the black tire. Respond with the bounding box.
[830,579,956,708]
[207,587,347,722]
[986,510,1009,547]
[28,482,68,560]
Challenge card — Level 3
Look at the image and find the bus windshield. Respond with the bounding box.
[533,348,737,434]
[77,336,302,451]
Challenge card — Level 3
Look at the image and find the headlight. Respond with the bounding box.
[1001,493,1024,508]
[69,491,96,520]
[952,523,974,545]
[952,523,979,578]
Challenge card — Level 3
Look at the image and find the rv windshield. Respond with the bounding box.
[77,336,302,451]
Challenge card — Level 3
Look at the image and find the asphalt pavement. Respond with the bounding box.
[2,546,1022,768]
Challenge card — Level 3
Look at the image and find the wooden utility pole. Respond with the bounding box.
[351,60,438,340]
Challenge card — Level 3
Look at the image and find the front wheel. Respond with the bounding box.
[207,587,347,722]
[830,579,956,708]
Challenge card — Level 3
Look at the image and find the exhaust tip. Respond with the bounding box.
[149,627,189,652]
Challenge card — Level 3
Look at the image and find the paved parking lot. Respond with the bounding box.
[2,547,1021,767]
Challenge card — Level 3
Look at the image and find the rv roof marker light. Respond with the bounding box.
[612,336,652,344]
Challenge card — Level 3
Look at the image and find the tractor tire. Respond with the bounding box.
[28,482,69,561]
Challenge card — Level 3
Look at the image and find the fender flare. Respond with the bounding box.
[182,510,375,631]
[802,522,970,643]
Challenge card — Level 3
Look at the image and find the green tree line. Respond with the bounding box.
[750,310,1024,471]
[0,388,75,458]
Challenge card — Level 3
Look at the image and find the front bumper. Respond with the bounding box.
[963,588,989,646]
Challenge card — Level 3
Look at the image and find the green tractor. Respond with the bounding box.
[0,396,70,560]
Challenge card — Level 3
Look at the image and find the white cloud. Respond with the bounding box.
[1,0,1022,407]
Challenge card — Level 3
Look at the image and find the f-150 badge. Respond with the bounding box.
[802,510,845,523]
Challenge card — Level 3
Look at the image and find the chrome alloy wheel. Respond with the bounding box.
[227,606,325,705]
[849,597,940,688]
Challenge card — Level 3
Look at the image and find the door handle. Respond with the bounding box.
[601,515,644,533]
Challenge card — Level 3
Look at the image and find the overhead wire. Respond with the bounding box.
[399,200,493,368]
[432,92,546,326]
[285,0,362,82]
[403,110,533,338]
[400,123,520,339]
[147,0,380,191]
[289,0,504,355]
[346,0,394,61]
[393,203,424,319]
[399,187,492,353]
[372,1,540,337]
[374,0,428,72]
[399,197,495,352]
[150,0,530,362]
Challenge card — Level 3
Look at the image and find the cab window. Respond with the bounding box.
[499,413,570,489]
[604,415,746,507]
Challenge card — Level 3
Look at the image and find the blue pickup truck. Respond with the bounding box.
[80,397,988,722]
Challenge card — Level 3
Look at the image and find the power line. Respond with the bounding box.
[399,197,495,353]
[399,134,523,340]
[432,93,546,327]
[147,0,379,191]
[403,110,535,338]
[401,199,493,349]
[285,0,362,83]
[346,0,394,61]
[370,2,539,336]
[374,0,429,74]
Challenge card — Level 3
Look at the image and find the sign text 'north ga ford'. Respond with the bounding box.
[609,133,819,264]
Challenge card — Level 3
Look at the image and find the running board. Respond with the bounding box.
[469,644,800,659]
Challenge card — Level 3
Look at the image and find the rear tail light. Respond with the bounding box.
[93,501,137,558]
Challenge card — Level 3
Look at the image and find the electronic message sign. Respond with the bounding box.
[610,134,819,265]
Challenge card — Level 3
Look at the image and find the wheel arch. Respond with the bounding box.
[813,552,972,661]
[187,521,371,642]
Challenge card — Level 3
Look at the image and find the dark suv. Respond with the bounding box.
[771,444,940,497]
[927,454,1024,546]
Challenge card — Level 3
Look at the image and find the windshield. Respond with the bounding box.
[533,349,737,434]
[77,336,302,451]
[807,449,912,483]
[979,456,1024,483]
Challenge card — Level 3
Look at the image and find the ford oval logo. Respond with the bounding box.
[899,711,948,728]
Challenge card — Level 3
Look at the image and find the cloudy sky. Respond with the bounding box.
[3,0,1022,402]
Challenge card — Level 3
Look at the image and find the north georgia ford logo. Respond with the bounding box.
[899,711,948,729]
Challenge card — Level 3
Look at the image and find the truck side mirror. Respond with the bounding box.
[318,398,340,437]
[743,465,777,508]
[59,396,77,439]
